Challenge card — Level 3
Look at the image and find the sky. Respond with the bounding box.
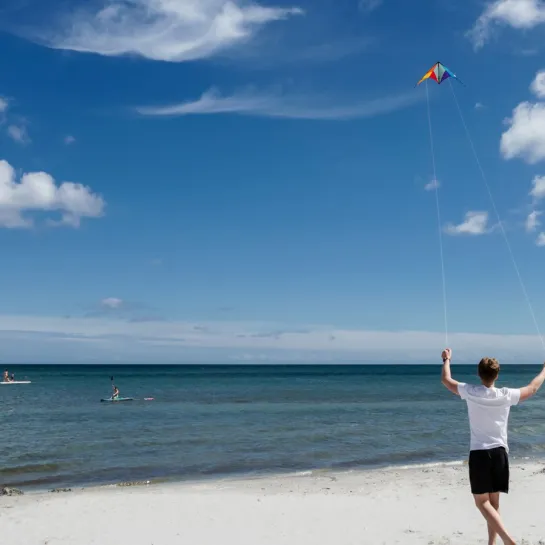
[1,0,545,364]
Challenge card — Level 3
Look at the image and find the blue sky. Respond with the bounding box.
[1,0,545,363]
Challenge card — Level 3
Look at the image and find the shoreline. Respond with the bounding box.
[6,456,541,496]
[3,456,471,494]
[8,452,545,495]
[4,460,545,545]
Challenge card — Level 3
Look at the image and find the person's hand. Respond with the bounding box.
[441,348,452,361]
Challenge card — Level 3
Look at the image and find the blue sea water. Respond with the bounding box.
[2,364,545,491]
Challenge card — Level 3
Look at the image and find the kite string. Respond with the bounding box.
[448,79,545,354]
[426,82,449,348]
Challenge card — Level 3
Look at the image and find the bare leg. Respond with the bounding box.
[474,493,515,545]
[487,492,500,545]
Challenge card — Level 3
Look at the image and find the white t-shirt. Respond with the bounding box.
[458,383,521,452]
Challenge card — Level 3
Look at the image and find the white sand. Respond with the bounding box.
[3,462,545,545]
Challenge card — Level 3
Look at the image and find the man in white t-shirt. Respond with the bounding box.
[441,348,545,545]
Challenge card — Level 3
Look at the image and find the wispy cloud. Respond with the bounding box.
[7,124,30,145]
[358,0,383,14]
[0,314,543,363]
[64,135,76,145]
[0,97,8,114]
[101,297,124,310]
[468,0,545,50]
[0,158,105,228]
[84,297,163,322]
[475,102,485,110]
[526,210,542,231]
[424,178,440,191]
[537,232,545,246]
[136,87,422,120]
[445,211,490,236]
[29,0,303,62]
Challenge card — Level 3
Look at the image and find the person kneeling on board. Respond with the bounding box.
[112,385,120,400]
[440,348,545,545]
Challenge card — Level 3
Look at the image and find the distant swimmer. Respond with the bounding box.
[440,348,545,545]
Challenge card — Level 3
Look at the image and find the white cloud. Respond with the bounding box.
[526,210,542,231]
[136,87,421,120]
[530,175,545,199]
[531,70,545,98]
[64,135,76,145]
[424,178,440,191]
[537,232,545,245]
[500,102,545,164]
[101,297,124,309]
[7,124,30,145]
[35,0,303,62]
[358,0,382,13]
[445,211,490,235]
[0,314,543,363]
[0,97,8,113]
[0,159,105,228]
[468,0,545,50]
[475,102,485,110]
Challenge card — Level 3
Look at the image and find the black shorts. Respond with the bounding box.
[468,446,509,495]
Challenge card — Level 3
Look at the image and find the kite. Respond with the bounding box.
[416,62,462,86]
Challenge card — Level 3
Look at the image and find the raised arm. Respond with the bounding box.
[519,363,545,402]
[441,349,460,396]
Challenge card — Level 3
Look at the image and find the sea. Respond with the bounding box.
[2,364,545,491]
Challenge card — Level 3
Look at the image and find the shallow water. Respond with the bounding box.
[2,364,544,490]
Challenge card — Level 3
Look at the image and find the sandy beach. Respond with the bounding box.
[3,461,545,545]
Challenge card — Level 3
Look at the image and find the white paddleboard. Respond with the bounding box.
[1,381,31,385]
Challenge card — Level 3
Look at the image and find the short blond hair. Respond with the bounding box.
[478,357,500,382]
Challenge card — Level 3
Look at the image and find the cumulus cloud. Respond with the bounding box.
[0,159,105,228]
[530,175,545,199]
[32,0,303,62]
[531,70,545,98]
[0,315,543,363]
[445,211,490,235]
[500,102,545,164]
[136,87,422,120]
[526,210,542,231]
[468,0,545,50]
[7,124,30,145]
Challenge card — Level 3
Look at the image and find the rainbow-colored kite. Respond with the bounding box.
[417,62,461,86]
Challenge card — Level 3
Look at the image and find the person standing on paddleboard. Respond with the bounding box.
[440,348,545,545]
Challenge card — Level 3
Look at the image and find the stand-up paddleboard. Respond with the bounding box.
[1,381,31,385]
[100,397,134,403]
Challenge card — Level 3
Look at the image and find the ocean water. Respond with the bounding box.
[2,364,545,491]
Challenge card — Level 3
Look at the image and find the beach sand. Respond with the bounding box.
[3,462,545,545]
